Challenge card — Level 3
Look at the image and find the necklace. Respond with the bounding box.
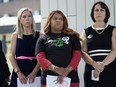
[93,24,106,34]
[95,28,105,34]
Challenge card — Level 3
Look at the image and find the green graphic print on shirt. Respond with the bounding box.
[47,36,69,48]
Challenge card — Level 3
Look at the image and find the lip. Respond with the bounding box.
[25,21,30,23]
[97,16,102,18]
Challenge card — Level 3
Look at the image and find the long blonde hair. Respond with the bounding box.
[44,10,82,41]
[15,8,36,38]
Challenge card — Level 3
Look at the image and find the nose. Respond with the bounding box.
[25,17,30,20]
[56,19,60,21]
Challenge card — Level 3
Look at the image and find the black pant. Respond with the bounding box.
[0,78,9,87]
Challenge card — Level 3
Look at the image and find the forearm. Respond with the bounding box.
[9,54,22,74]
[102,50,116,66]
[48,64,73,76]
[32,63,40,74]
[82,51,94,65]
[47,64,56,71]
[9,54,20,70]
[36,52,52,70]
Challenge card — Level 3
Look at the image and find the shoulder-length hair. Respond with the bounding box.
[44,10,68,33]
[44,10,82,41]
[15,8,36,38]
[91,1,110,23]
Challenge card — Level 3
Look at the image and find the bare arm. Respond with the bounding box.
[9,32,27,84]
[32,63,40,73]
[81,30,94,65]
[102,28,116,65]
[81,30,104,72]
[9,32,20,72]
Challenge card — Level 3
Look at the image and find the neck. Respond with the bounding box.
[94,22,106,28]
[51,29,62,34]
[23,27,32,35]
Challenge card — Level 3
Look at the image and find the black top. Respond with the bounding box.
[85,24,115,70]
[35,32,81,84]
[16,32,40,57]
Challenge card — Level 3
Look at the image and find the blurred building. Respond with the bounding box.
[0,0,41,54]
[0,0,41,34]
[0,0,41,17]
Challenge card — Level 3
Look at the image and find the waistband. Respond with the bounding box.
[16,56,36,60]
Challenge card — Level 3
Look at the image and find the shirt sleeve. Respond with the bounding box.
[68,36,81,70]
[35,35,52,70]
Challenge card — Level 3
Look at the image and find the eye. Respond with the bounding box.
[53,17,57,20]
[100,9,105,12]
[22,15,26,18]
[95,9,99,12]
[59,17,63,21]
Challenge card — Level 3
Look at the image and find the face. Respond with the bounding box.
[50,13,63,33]
[20,10,32,28]
[94,4,106,22]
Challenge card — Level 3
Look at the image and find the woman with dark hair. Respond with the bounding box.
[0,40,10,87]
[81,1,116,87]
[35,10,82,87]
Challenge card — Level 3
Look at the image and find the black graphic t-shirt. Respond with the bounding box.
[35,32,81,83]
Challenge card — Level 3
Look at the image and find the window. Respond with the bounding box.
[0,0,3,3]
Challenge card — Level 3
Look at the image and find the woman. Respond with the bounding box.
[0,40,10,87]
[9,8,41,87]
[35,10,82,87]
[81,1,116,87]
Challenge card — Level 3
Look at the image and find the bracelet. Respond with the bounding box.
[14,68,20,74]
[16,70,20,74]
[52,65,56,71]
[52,65,56,72]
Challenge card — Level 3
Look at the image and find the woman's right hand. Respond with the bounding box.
[92,61,105,72]
[17,71,27,84]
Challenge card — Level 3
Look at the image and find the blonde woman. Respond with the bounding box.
[9,8,41,87]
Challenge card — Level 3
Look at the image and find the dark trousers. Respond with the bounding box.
[0,78,9,87]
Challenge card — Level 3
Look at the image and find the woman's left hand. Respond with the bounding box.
[93,70,100,78]
[93,61,105,72]
[56,75,64,84]
[27,71,37,83]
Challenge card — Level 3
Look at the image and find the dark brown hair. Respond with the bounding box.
[91,1,110,23]
[44,10,82,41]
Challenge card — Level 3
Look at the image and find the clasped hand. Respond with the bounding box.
[54,67,71,84]
[92,61,105,72]
[92,61,105,78]
[17,71,37,84]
